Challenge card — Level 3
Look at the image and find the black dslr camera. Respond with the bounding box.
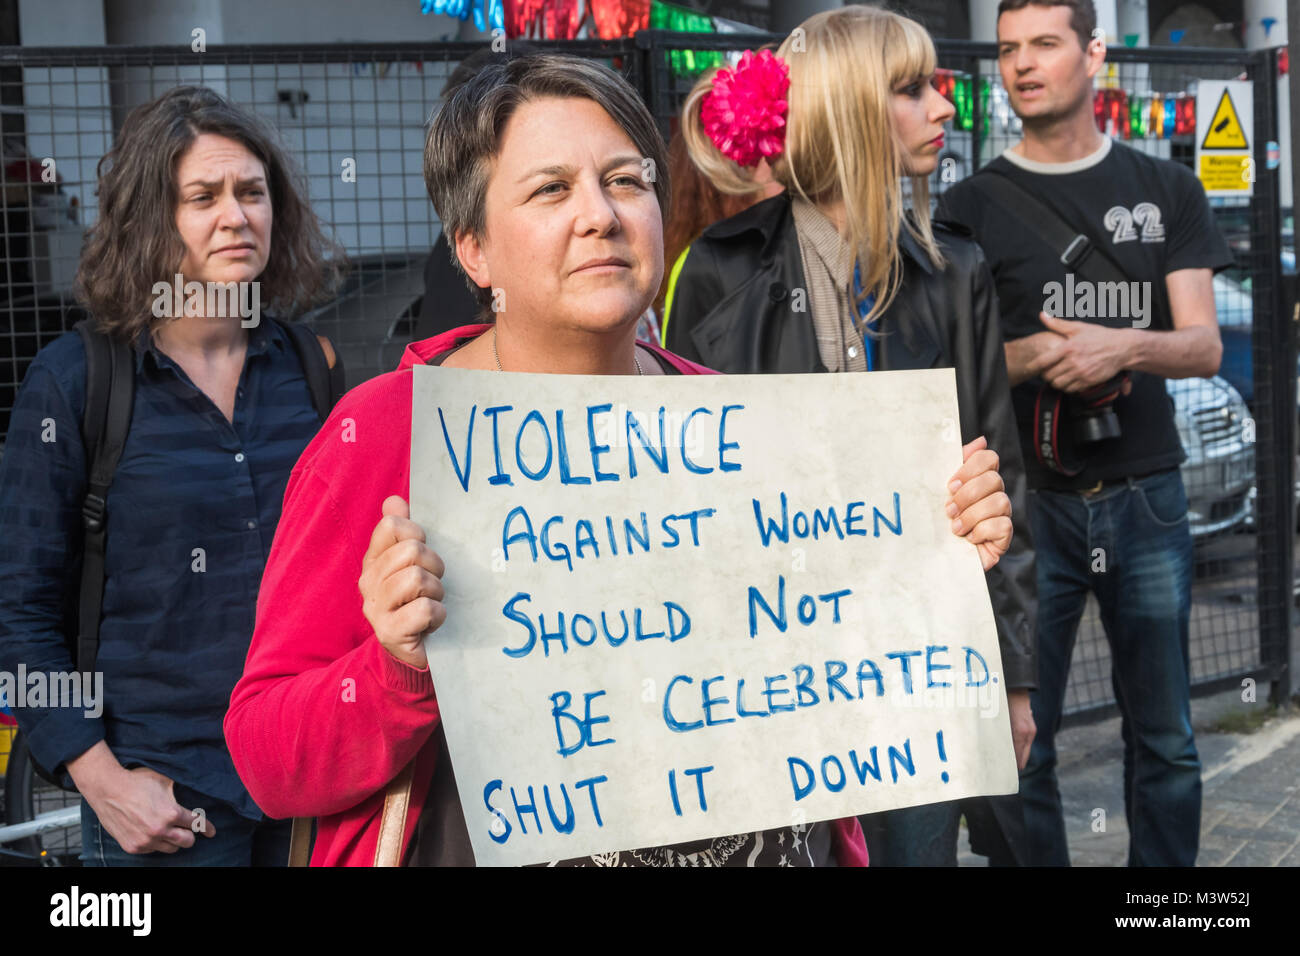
[1034,373,1129,476]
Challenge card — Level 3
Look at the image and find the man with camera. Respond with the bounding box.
[938,0,1232,866]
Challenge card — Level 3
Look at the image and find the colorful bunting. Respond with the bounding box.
[494,0,649,40]
[650,1,726,79]
[422,0,503,32]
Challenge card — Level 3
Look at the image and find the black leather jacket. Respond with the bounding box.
[665,193,1036,690]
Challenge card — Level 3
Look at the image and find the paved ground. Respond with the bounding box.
[959,687,1300,866]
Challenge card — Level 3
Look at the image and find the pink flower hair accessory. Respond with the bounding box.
[701,49,790,168]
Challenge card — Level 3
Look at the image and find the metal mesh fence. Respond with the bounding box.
[0,35,1291,728]
[638,33,1293,721]
[944,43,1292,722]
[0,40,637,421]
[933,42,1289,722]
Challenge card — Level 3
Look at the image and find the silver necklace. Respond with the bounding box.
[492,327,643,375]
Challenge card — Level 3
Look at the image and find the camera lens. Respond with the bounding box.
[1075,407,1122,443]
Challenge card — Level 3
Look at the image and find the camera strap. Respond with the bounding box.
[966,166,1135,289]
[963,167,1139,476]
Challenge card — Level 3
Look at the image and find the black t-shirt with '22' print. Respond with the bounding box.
[937,138,1234,492]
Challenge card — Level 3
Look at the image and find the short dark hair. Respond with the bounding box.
[440,41,540,101]
[424,54,669,307]
[997,0,1097,50]
[76,86,344,343]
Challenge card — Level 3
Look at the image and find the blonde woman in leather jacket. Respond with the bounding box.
[666,5,1038,866]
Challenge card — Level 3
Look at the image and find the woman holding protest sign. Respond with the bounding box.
[225,53,1014,866]
[665,6,1036,865]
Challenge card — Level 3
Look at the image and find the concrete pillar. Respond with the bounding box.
[768,0,841,36]
[17,0,105,44]
[968,0,1006,165]
[1093,0,1118,43]
[973,0,1118,43]
[1244,0,1287,49]
[1244,0,1291,207]
[1116,0,1150,93]
[968,0,997,43]
[1089,0,1119,92]
[1116,0,1149,46]
[104,0,228,133]
[104,0,224,45]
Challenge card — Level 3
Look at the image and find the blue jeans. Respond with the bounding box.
[80,782,291,867]
[860,800,962,866]
[1023,468,1201,866]
[861,794,1028,866]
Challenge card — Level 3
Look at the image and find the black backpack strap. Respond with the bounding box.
[326,340,346,409]
[967,167,1134,287]
[283,321,345,421]
[74,319,135,676]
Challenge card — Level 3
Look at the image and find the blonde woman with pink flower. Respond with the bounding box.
[666,5,1039,867]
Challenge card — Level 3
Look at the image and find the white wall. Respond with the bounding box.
[105,0,225,44]
[221,0,463,44]
[18,0,106,44]
[16,0,475,257]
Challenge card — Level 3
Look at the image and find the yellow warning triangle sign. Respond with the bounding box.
[1201,89,1249,150]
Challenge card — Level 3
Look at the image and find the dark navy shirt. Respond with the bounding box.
[0,318,323,819]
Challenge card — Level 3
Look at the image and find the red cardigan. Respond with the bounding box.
[225,325,869,866]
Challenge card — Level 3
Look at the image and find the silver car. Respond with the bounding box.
[1166,375,1254,538]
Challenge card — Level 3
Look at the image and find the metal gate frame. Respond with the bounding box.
[633,31,1294,718]
[0,33,1291,719]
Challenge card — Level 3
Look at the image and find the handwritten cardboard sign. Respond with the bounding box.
[411,366,1018,866]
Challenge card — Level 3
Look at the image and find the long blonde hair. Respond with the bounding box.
[681,67,770,198]
[684,7,946,323]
